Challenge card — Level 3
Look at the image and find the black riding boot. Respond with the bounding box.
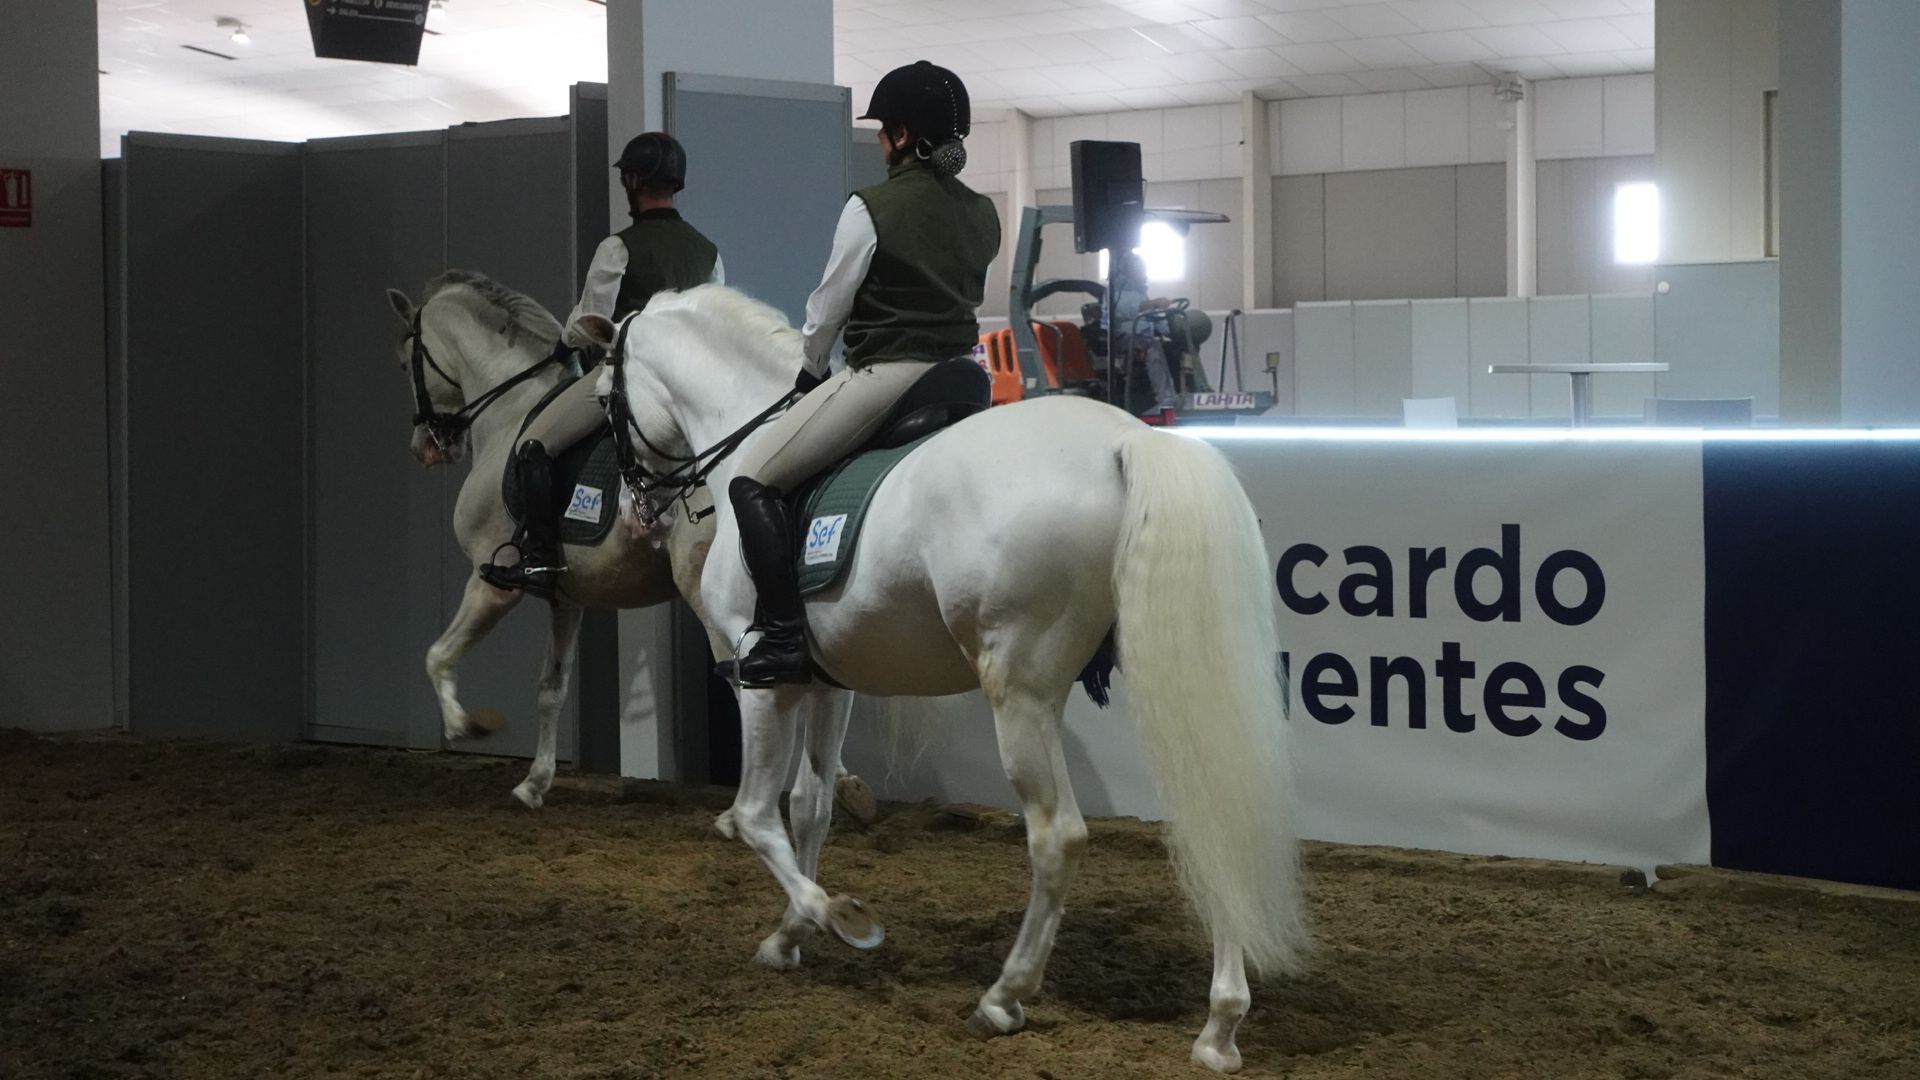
[715,476,812,688]
[480,440,566,600]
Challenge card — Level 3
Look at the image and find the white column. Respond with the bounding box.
[1004,108,1034,294]
[603,0,835,776]
[1241,92,1274,311]
[605,0,835,231]
[1501,75,1536,298]
[0,0,114,732]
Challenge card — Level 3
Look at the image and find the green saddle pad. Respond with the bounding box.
[795,433,935,597]
[502,379,621,547]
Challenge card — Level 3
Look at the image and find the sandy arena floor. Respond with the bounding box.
[3,729,1917,1079]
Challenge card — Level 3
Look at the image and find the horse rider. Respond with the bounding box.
[481,131,723,598]
[717,61,1001,688]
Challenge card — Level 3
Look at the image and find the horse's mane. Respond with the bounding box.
[638,284,804,381]
[425,269,562,346]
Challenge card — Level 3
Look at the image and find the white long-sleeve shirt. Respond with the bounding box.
[798,197,879,378]
[564,232,726,347]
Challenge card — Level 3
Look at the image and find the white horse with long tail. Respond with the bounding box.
[583,285,1307,1073]
[382,271,702,808]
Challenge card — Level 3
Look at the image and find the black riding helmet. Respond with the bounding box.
[861,61,971,175]
[614,131,687,192]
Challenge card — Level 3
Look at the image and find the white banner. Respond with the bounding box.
[1221,438,1711,870]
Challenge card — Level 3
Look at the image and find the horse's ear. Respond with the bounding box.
[572,314,618,353]
[386,288,416,327]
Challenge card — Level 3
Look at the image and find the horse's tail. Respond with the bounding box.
[1112,428,1308,976]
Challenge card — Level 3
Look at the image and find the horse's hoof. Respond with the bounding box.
[466,708,506,736]
[712,809,737,840]
[965,1000,1025,1039]
[511,782,544,810]
[834,773,879,826]
[826,894,884,950]
[753,935,801,970]
[1190,1041,1243,1074]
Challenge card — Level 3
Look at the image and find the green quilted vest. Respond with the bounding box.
[613,208,720,321]
[844,158,1001,369]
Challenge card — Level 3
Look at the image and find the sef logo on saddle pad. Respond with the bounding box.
[804,514,848,566]
[564,484,604,523]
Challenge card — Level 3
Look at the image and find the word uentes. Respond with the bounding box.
[1275,524,1607,741]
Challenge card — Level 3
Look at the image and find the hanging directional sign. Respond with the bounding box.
[304,0,429,67]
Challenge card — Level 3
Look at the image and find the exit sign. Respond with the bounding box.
[0,169,28,228]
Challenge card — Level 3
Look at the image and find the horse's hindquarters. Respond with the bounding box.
[803,399,1132,697]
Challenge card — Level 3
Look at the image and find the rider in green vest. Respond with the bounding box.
[482,132,722,598]
[717,62,1001,688]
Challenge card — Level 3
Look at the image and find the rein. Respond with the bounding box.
[603,314,800,527]
[408,309,574,451]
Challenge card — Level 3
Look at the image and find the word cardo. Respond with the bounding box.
[1276,524,1607,741]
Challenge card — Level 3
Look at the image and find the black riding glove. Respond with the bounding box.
[795,367,827,394]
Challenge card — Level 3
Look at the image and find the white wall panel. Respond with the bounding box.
[1602,74,1656,157]
[1279,96,1344,175]
[1534,77,1605,160]
[1342,92,1407,171]
[1404,87,1471,168]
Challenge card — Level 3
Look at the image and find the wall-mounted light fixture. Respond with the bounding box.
[215,17,250,45]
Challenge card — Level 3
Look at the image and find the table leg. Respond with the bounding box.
[1568,372,1593,427]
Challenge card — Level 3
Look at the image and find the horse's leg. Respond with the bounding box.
[513,598,583,810]
[727,686,848,949]
[755,687,855,969]
[1193,925,1251,1073]
[969,687,1087,1038]
[427,572,521,742]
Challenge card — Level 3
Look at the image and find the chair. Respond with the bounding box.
[1643,397,1754,427]
[1402,397,1459,429]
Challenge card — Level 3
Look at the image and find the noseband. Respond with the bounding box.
[602,314,800,528]
[407,309,572,452]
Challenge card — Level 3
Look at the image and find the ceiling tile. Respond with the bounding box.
[1411,62,1493,87]
[1539,17,1638,53]
[1404,30,1498,63]
[1324,4,1425,37]
[1257,11,1357,42]
[1351,67,1433,92]
[1288,72,1370,96]
[1391,0,1490,31]
[1193,16,1290,47]
[1334,36,1431,69]
[1274,42,1368,74]
[1217,47,1305,77]
[1606,12,1656,49]
[1461,0,1557,25]
[1469,24,1566,56]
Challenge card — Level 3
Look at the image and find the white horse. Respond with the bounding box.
[383,272,707,808]
[584,286,1306,1074]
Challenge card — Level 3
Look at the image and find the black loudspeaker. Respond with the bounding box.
[1070,140,1143,255]
[304,0,428,67]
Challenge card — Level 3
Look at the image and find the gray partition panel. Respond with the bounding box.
[443,119,579,762]
[1352,300,1413,416]
[1527,296,1590,418]
[667,74,852,324]
[1325,167,1457,300]
[122,135,305,740]
[1293,302,1355,416]
[1455,164,1506,298]
[1590,294,1658,418]
[1467,298,1531,417]
[305,133,450,749]
[1654,260,1780,417]
[1272,174,1325,306]
[1410,299,1471,406]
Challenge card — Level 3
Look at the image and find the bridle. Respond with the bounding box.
[602,314,800,528]
[406,308,574,453]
